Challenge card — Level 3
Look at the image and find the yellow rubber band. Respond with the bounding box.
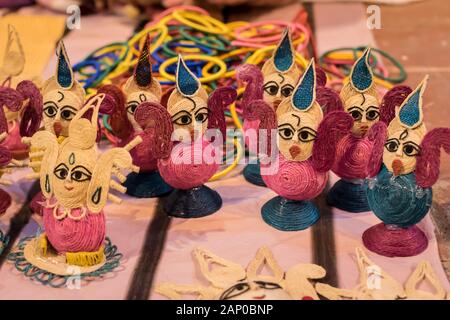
[172,10,229,35]
[159,55,227,83]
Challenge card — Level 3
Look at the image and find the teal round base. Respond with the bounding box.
[124,171,173,198]
[164,184,222,218]
[327,179,370,213]
[243,162,267,187]
[261,196,320,231]
[7,237,122,288]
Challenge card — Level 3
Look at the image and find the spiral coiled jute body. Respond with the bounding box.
[158,139,220,190]
[43,205,105,254]
[262,154,328,201]
[366,166,432,228]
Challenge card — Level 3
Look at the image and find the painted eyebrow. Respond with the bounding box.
[403,141,420,149]
[348,106,364,112]
[277,73,285,84]
[298,126,317,135]
[44,101,58,108]
[127,100,139,106]
[171,109,191,119]
[366,105,380,111]
[278,123,295,131]
[263,80,278,88]
[386,138,400,144]
[194,106,208,115]
[71,165,92,176]
[57,91,64,102]
[60,105,78,111]
[291,114,301,126]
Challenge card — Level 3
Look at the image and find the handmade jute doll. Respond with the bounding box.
[156,246,326,300]
[326,47,397,213]
[14,94,141,282]
[316,248,449,300]
[101,35,172,198]
[362,76,450,257]
[0,25,42,160]
[134,55,236,218]
[237,28,300,187]
[247,60,352,231]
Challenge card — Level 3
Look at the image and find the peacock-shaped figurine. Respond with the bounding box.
[0,25,42,160]
[362,76,450,257]
[247,60,353,231]
[326,47,409,213]
[21,94,141,273]
[99,35,172,198]
[237,28,300,187]
[134,55,236,218]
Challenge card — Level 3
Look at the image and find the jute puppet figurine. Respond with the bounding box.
[100,35,172,198]
[362,76,450,257]
[0,25,43,160]
[237,28,300,187]
[134,55,236,218]
[15,94,141,283]
[156,246,326,300]
[29,40,115,215]
[315,248,449,300]
[326,47,410,213]
[246,60,352,231]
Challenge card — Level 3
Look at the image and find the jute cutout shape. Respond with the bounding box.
[156,246,326,300]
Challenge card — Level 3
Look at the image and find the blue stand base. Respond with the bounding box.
[327,179,370,212]
[124,171,173,198]
[164,185,222,218]
[243,162,267,187]
[261,196,320,231]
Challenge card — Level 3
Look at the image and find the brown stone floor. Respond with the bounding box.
[372,0,450,278]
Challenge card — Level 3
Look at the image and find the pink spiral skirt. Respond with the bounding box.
[332,133,374,180]
[43,206,105,254]
[158,139,219,190]
[262,153,328,201]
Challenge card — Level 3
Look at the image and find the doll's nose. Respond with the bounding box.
[289,145,301,158]
[53,121,63,136]
[396,147,403,157]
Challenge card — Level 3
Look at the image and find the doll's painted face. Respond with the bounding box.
[52,144,95,208]
[43,89,83,138]
[126,91,159,131]
[277,110,319,161]
[343,92,379,137]
[167,96,208,142]
[220,280,291,300]
[383,124,425,176]
[263,73,296,111]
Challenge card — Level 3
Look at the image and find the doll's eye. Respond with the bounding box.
[195,112,208,123]
[220,282,250,300]
[385,140,399,152]
[173,111,192,126]
[254,281,282,290]
[60,107,76,120]
[403,143,420,157]
[280,85,294,97]
[279,128,294,140]
[44,103,58,118]
[349,110,362,121]
[264,82,279,96]
[126,102,139,115]
[54,164,69,180]
[71,167,92,182]
[366,109,380,121]
[298,128,317,142]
